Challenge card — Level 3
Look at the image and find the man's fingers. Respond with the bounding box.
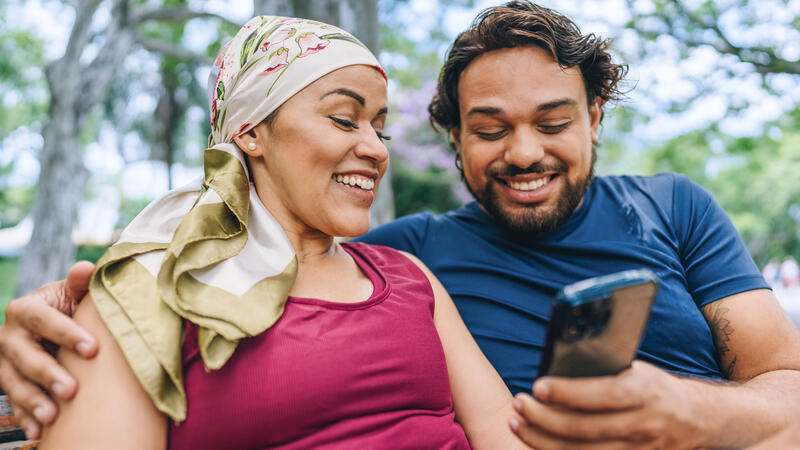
[533,366,647,411]
[15,411,42,441]
[514,393,663,442]
[0,329,78,401]
[509,411,635,450]
[0,360,59,429]
[6,297,97,358]
[65,261,95,303]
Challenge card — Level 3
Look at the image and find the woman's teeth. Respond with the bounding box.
[334,174,374,191]
[509,177,549,191]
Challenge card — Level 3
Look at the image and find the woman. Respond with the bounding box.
[40,16,526,449]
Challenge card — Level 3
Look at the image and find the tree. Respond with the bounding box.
[16,0,238,295]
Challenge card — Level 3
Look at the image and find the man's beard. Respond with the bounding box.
[465,149,595,237]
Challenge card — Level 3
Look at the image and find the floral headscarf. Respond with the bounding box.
[90,16,385,422]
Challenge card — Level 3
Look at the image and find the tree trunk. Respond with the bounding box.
[255,0,394,227]
[16,0,135,295]
[16,78,87,295]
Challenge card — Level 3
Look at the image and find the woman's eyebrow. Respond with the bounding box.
[320,88,365,106]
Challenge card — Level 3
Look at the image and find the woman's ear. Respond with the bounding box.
[233,122,270,157]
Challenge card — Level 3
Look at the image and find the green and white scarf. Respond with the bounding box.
[90,15,384,421]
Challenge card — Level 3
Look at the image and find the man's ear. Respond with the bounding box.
[589,98,603,144]
[450,126,462,152]
[233,122,270,157]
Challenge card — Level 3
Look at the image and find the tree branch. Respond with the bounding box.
[133,6,241,29]
[77,0,135,119]
[626,0,800,76]
[54,0,101,75]
[669,0,800,75]
[134,32,211,63]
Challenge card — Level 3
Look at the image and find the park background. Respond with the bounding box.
[1,0,799,324]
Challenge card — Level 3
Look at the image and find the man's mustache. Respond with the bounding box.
[487,161,568,177]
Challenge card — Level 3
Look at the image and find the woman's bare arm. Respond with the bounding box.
[400,251,528,449]
[38,295,167,450]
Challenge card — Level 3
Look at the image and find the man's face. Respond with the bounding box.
[452,45,601,236]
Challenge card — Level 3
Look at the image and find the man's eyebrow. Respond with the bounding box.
[466,99,577,118]
[537,98,577,112]
[466,106,502,117]
[320,88,365,106]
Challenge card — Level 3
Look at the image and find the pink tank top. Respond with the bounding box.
[168,242,471,449]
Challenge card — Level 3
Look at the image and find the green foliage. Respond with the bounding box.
[708,125,800,265]
[0,247,107,324]
[642,128,713,184]
[116,197,154,229]
[379,0,476,89]
[75,245,109,263]
[0,18,44,227]
[643,111,800,266]
[392,161,462,216]
[0,29,47,131]
[0,258,19,323]
[0,182,34,228]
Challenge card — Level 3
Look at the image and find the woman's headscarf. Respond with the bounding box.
[89,16,385,422]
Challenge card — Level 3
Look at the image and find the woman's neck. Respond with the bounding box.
[285,229,338,265]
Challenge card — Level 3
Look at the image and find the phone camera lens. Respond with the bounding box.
[564,325,583,343]
[587,297,613,337]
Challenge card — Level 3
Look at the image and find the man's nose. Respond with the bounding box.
[503,128,545,168]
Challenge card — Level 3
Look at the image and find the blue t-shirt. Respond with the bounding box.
[356,174,768,394]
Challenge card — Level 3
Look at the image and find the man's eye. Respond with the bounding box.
[329,116,359,129]
[475,129,506,140]
[540,122,570,134]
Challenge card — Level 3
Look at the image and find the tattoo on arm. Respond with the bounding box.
[708,306,737,376]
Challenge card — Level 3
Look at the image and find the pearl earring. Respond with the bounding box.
[247,142,256,150]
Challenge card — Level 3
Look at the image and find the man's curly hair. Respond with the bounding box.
[428,0,628,134]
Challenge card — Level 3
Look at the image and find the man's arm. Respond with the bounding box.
[0,261,98,439]
[510,288,800,448]
[746,423,800,449]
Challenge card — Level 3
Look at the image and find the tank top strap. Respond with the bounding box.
[342,242,435,316]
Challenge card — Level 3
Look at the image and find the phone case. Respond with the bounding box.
[538,269,659,378]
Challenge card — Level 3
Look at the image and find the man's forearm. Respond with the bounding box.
[691,369,800,448]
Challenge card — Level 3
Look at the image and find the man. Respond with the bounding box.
[2,1,800,447]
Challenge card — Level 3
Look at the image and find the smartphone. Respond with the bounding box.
[537,269,659,378]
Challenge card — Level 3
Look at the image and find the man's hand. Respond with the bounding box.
[0,261,98,439]
[509,361,706,449]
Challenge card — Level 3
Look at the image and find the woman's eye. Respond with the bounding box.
[329,116,359,129]
[376,131,391,142]
[540,122,570,134]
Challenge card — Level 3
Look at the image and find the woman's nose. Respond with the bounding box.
[354,129,389,164]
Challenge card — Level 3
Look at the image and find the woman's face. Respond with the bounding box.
[242,64,389,238]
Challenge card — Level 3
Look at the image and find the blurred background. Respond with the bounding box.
[0,0,798,325]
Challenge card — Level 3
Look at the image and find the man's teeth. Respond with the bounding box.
[334,174,375,191]
[509,178,549,191]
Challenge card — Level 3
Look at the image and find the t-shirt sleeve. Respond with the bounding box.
[670,174,769,307]
[352,212,433,256]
